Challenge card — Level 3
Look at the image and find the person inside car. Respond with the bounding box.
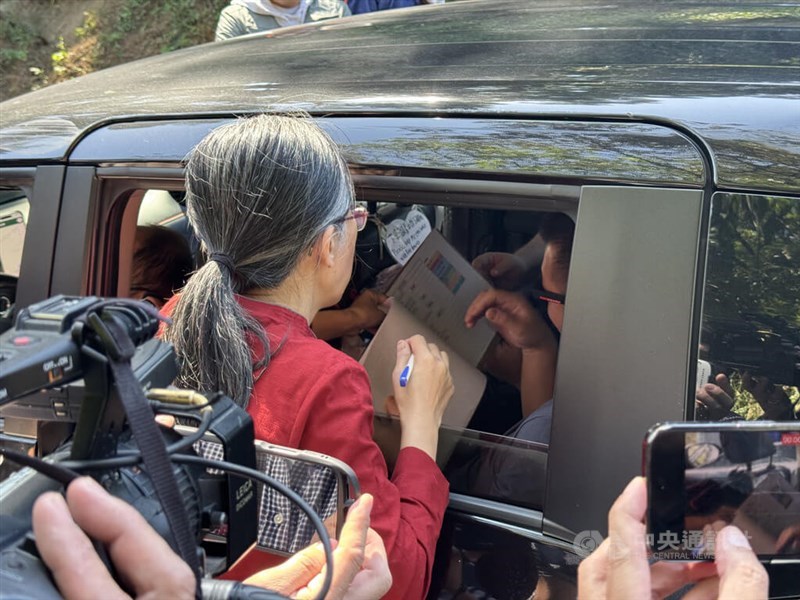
[465,212,575,446]
[215,0,350,41]
[161,114,454,600]
[129,225,193,309]
[311,288,388,341]
[472,232,546,292]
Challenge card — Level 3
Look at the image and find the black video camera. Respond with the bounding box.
[0,296,265,598]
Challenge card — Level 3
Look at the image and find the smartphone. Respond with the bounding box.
[645,421,800,561]
[176,426,360,558]
[251,440,360,555]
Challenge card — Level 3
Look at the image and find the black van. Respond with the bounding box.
[1,1,798,597]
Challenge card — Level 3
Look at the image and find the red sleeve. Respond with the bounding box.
[296,359,449,600]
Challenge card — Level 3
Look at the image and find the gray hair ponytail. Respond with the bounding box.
[165,115,353,407]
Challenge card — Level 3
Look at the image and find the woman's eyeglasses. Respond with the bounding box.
[334,205,369,232]
[530,288,565,305]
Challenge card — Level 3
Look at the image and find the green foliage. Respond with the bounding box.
[728,372,800,420]
[1,0,228,99]
[48,11,99,83]
[101,0,145,55]
[703,193,800,419]
[75,11,98,40]
[662,8,800,24]
[50,37,69,76]
[0,18,37,67]
[97,0,228,64]
[705,194,800,324]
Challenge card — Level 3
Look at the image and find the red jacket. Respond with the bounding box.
[164,296,449,599]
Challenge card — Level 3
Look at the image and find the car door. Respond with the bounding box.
[0,165,63,473]
[56,114,716,599]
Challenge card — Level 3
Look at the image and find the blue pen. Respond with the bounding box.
[399,355,415,387]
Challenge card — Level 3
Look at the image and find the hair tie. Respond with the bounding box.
[209,252,236,275]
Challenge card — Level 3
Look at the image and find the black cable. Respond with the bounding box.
[86,308,201,597]
[62,452,334,600]
[61,411,212,470]
[10,446,335,600]
[0,448,80,485]
[172,454,333,600]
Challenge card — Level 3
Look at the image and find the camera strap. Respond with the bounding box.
[100,317,202,599]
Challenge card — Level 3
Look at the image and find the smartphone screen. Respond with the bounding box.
[647,423,800,560]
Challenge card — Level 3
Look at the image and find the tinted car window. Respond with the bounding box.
[0,189,28,332]
[114,185,559,510]
[0,190,28,278]
[696,193,800,421]
[361,202,567,510]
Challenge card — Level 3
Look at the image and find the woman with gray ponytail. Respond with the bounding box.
[163,115,453,600]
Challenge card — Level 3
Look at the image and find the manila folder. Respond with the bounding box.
[360,302,487,429]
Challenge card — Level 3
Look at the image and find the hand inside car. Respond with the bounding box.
[776,524,800,555]
[472,252,532,290]
[347,289,389,333]
[465,288,556,353]
[480,336,523,387]
[577,477,768,600]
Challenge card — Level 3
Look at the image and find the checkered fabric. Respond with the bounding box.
[196,440,339,553]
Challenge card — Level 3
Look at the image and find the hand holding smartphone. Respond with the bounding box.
[645,422,800,561]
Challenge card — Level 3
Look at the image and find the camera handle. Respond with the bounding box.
[77,308,202,598]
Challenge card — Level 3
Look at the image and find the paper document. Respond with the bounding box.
[387,230,496,366]
[360,302,486,428]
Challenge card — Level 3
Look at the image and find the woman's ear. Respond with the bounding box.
[314,225,338,268]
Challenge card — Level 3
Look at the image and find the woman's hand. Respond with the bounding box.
[465,289,556,352]
[388,335,454,460]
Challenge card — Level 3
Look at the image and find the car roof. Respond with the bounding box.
[1,0,798,191]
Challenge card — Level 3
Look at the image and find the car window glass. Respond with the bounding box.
[114,187,558,509]
[125,189,192,308]
[362,203,568,510]
[0,189,29,331]
[137,189,183,226]
[0,190,29,278]
[433,511,578,600]
[696,193,800,421]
